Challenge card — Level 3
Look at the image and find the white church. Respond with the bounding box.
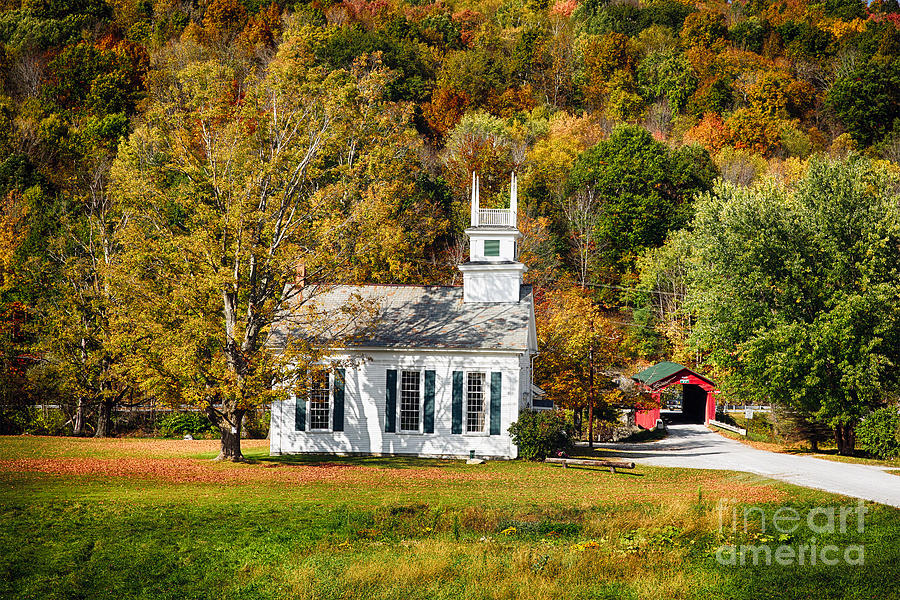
[268,174,540,459]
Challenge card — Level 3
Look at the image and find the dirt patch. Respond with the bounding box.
[0,457,495,485]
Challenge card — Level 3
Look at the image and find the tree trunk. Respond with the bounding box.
[75,336,88,436]
[207,405,246,461]
[73,397,85,436]
[94,399,112,437]
[834,424,856,456]
[845,425,856,455]
[573,405,582,438]
[218,425,244,461]
[810,437,818,452]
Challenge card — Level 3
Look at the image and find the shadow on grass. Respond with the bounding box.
[553,466,645,477]
[248,451,464,470]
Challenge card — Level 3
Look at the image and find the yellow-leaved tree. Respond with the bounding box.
[109,36,417,460]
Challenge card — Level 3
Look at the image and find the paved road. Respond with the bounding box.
[596,424,900,508]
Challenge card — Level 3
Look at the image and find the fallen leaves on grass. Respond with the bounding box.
[0,457,495,485]
[2,435,269,459]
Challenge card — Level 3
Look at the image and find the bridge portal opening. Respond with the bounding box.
[681,384,708,424]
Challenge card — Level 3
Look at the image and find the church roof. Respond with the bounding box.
[269,284,534,352]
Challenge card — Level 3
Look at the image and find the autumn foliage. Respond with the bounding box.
[1,0,899,443]
[535,288,623,419]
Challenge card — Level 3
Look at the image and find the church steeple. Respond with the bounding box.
[469,172,517,229]
[458,173,528,303]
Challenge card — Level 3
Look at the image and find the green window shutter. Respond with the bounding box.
[451,371,463,434]
[333,369,345,432]
[490,372,502,435]
[424,370,436,434]
[294,393,306,432]
[484,240,500,256]
[385,369,397,433]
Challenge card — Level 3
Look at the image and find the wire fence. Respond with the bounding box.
[1,402,271,438]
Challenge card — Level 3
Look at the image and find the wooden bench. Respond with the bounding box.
[544,457,636,473]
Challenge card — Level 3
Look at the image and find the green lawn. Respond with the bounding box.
[1,436,897,600]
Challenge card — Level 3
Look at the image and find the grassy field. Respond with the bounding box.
[1,437,898,600]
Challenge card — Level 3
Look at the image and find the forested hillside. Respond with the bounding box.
[2,0,900,437]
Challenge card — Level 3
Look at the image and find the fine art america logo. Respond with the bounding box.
[716,500,867,567]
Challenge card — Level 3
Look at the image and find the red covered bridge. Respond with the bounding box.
[632,362,717,429]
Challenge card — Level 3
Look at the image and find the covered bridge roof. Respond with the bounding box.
[632,361,715,390]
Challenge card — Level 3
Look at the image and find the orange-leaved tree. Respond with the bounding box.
[535,288,624,446]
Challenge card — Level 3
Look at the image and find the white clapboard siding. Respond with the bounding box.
[271,350,523,459]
